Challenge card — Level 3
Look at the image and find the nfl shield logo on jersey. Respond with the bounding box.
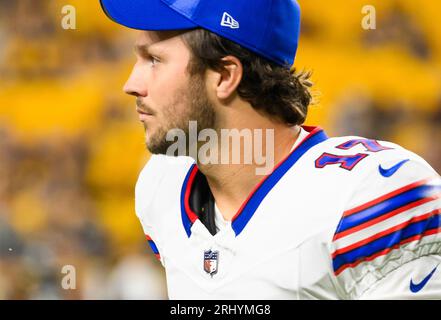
[204,250,219,276]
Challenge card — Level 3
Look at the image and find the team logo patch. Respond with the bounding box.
[204,250,219,276]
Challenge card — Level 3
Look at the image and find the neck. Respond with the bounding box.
[196,117,301,221]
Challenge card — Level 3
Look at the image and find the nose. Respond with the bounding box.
[123,63,148,97]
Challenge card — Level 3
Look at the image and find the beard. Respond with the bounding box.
[143,74,216,156]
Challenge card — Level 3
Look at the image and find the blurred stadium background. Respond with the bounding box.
[0,0,440,299]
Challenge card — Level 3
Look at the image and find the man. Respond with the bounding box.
[100,0,441,299]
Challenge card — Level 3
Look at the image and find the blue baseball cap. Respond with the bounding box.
[100,0,301,68]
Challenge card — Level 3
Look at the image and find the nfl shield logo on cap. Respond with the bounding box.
[204,249,219,276]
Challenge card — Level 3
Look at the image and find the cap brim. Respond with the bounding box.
[100,0,197,31]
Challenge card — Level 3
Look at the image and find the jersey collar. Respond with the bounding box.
[181,126,329,237]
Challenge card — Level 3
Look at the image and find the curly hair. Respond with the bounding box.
[181,28,313,126]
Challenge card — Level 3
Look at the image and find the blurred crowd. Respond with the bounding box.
[0,0,166,299]
[0,0,440,299]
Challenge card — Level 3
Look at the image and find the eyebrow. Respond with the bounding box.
[134,43,166,58]
[134,43,151,55]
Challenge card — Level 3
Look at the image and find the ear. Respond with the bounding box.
[214,56,243,100]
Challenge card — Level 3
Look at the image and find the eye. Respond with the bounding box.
[149,55,160,67]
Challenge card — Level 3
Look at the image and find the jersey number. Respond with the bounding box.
[315,139,391,171]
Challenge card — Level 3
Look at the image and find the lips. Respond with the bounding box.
[136,107,155,122]
[136,107,153,116]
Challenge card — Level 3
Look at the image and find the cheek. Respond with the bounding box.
[164,88,189,119]
[151,71,179,99]
[149,62,192,114]
[159,80,190,110]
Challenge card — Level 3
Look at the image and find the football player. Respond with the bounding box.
[100,0,441,299]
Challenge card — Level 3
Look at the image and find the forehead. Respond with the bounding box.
[135,30,187,50]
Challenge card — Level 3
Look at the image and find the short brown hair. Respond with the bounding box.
[181,28,312,126]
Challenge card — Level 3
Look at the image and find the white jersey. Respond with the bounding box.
[135,126,441,299]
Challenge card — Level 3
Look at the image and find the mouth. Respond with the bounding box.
[136,107,155,121]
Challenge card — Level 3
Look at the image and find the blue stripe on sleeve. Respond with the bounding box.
[337,184,441,234]
[333,213,441,272]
